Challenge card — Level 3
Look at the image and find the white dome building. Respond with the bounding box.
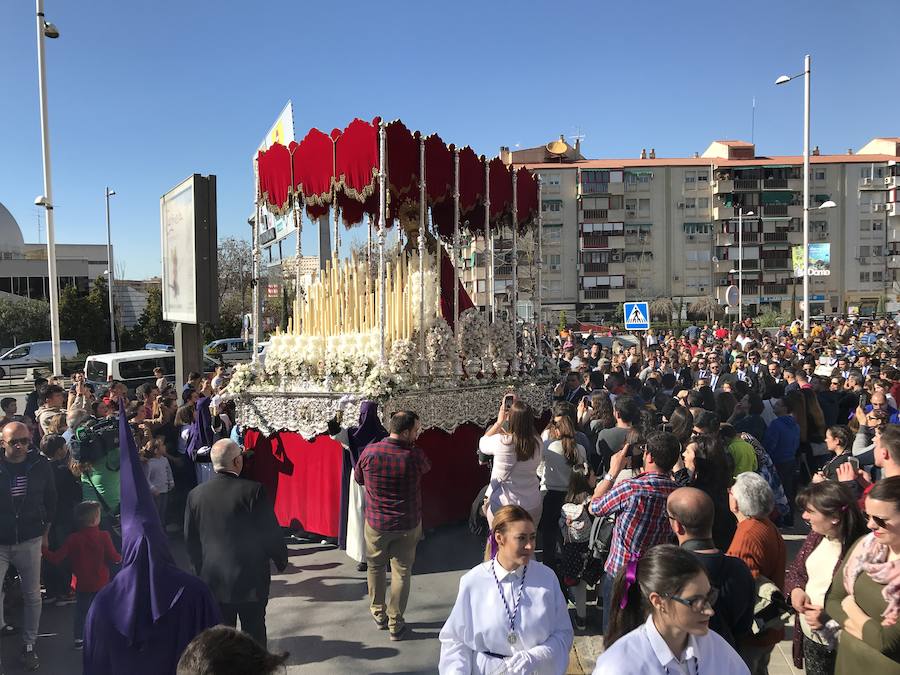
[0,201,25,259]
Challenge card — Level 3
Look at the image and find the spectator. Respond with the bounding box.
[674,434,736,550]
[763,398,801,524]
[720,423,759,478]
[733,393,767,443]
[142,433,174,525]
[595,544,748,674]
[184,438,286,647]
[667,487,755,649]
[825,476,900,674]
[42,500,121,648]
[355,410,431,641]
[667,406,694,449]
[786,481,866,673]
[479,400,543,527]
[35,383,68,437]
[589,431,680,631]
[0,397,16,424]
[439,505,573,674]
[176,626,289,675]
[537,414,587,573]
[153,366,169,391]
[553,371,587,405]
[726,472,787,674]
[595,396,640,475]
[38,434,80,606]
[818,425,856,481]
[0,421,57,671]
[23,378,47,423]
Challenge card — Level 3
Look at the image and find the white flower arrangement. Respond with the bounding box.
[425,318,460,377]
[388,338,419,377]
[225,362,261,394]
[486,320,515,362]
[362,362,400,399]
[409,267,440,330]
[457,308,488,359]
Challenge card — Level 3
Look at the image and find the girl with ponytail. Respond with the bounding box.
[595,545,749,674]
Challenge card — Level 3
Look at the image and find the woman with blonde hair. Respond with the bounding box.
[479,399,543,528]
[439,505,573,674]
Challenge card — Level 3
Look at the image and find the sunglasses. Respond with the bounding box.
[665,588,719,613]
[870,513,892,529]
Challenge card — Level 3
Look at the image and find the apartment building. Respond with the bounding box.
[460,137,900,323]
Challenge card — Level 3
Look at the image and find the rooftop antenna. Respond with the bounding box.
[35,210,43,244]
[569,126,586,147]
[751,97,756,145]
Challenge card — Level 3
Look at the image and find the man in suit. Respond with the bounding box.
[726,355,761,395]
[707,359,726,391]
[184,439,288,647]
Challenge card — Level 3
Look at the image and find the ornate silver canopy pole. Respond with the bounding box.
[418,136,427,374]
[452,148,461,337]
[511,168,519,324]
[289,148,302,315]
[535,173,544,356]
[378,121,387,362]
[484,164,493,322]
[252,200,261,362]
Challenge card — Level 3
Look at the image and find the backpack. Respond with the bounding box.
[581,512,615,586]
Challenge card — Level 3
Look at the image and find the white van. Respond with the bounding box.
[0,340,79,378]
[204,338,253,364]
[84,350,220,393]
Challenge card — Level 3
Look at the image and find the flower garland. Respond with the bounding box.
[425,319,459,376]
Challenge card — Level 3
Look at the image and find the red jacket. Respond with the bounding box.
[42,526,121,592]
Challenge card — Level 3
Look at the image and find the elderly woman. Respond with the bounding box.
[825,476,900,674]
[726,472,787,675]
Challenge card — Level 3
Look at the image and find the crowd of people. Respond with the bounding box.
[433,316,900,674]
[0,366,293,674]
[4,313,900,674]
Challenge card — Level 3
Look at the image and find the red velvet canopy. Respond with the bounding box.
[255,116,539,234]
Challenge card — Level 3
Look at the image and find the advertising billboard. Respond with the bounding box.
[792,243,831,277]
[160,175,218,324]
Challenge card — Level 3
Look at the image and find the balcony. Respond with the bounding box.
[625,181,650,193]
[734,178,760,191]
[712,180,733,194]
[581,234,625,249]
[763,231,788,243]
[581,261,626,275]
[859,177,887,190]
[581,208,607,222]
[580,287,626,302]
[624,235,652,247]
[761,284,788,295]
[760,204,803,218]
[889,202,899,217]
[713,205,735,220]
[761,258,791,271]
[888,255,900,269]
[581,181,624,197]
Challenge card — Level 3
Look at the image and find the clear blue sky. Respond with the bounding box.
[1,1,896,279]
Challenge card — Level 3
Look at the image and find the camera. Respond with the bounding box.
[71,417,120,466]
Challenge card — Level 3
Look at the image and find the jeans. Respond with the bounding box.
[74,591,96,641]
[600,571,615,634]
[0,537,43,646]
[365,521,421,632]
[219,601,267,647]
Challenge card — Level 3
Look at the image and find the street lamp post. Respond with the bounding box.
[105,187,117,352]
[737,208,754,325]
[34,0,62,375]
[776,54,812,335]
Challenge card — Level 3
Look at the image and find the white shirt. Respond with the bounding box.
[593,615,749,675]
[145,456,174,495]
[479,434,543,522]
[439,559,573,674]
[538,440,587,492]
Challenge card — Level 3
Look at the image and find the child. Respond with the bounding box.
[42,501,121,648]
[559,469,594,630]
[142,434,175,526]
[39,434,81,605]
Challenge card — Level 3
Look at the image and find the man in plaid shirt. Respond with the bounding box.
[589,431,680,631]
[354,410,430,641]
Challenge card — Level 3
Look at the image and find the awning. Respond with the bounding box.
[761,191,794,205]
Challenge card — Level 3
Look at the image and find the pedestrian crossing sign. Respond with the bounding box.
[623,302,650,330]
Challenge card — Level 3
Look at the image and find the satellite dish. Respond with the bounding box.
[711,256,719,263]
[546,138,569,156]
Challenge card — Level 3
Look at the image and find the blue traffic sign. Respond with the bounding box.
[623,301,650,330]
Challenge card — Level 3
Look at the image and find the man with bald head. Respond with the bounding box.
[184,438,287,647]
[0,421,57,671]
[667,487,754,648]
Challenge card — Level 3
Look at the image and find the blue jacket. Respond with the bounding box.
[763,415,800,465]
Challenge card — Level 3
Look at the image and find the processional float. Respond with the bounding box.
[231,117,555,438]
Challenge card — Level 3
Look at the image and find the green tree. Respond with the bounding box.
[0,297,50,347]
[59,277,110,354]
[134,286,174,345]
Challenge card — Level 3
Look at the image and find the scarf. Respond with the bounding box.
[843,532,900,626]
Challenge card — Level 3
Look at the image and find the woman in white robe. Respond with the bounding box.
[439,504,573,674]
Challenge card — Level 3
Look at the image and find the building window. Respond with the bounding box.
[873,221,884,231]
[545,227,562,241]
[698,197,709,209]
[638,199,650,216]
[543,254,561,271]
[476,280,486,292]
[684,171,696,184]
[697,171,709,183]
[684,197,696,210]
[625,198,637,212]
[542,200,562,212]
[541,172,561,187]
[860,271,871,283]
[859,246,871,257]
[873,245,883,257]
[813,169,826,181]
[860,220,872,231]
[873,271,884,282]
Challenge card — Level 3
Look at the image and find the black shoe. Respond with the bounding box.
[22,644,39,671]
[574,614,587,631]
[356,561,368,572]
[373,615,388,630]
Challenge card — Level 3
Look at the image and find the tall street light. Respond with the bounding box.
[34,0,62,375]
[105,187,117,352]
[734,208,754,326]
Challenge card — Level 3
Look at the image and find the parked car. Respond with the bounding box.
[0,340,79,378]
[84,350,220,394]
[204,338,253,364]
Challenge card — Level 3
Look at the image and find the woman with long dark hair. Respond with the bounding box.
[439,505,573,674]
[595,545,747,673]
[675,433,736,550]
[786,481,866,674]
[479,398,543,528]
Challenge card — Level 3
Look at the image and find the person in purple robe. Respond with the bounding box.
[82,401,221,675]
[332,401,388,570]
